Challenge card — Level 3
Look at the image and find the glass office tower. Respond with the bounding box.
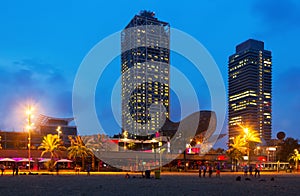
[121,11,170,136]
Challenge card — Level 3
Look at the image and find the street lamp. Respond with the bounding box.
[56,126,62,138]
[151,138,158,166]
[26,105,34,172]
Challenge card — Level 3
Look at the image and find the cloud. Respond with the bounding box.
[252,0,300,33]
[0,58,72,132]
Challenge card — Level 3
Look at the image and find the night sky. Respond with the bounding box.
[0,0,299,148]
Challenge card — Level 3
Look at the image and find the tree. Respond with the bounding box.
[38,134,65,171]
[243,128,261,165]
[227,147,243,172]
[68,136,92,170]
[277,137,300,162]
[227,135,246,171]
[230,135,247,152]
[38,134,65,159]
[288,149,300,171]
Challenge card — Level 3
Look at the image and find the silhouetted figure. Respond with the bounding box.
[12,164,16,176]
[125,173,130,179]
[271,177,275,181]
[208,166,213,177]
[56,163,59,175]
[254,166,261,178]
[249,165,253,176]
[87,165,91,176]
[0,164,5,176]
[244,165,248,176]
[145,170,151,179]
[202,165,206,177]
[257,165,261,177]
[236,176,241,181]
[216,164,221,177]
[198,167,202,178]
[15,166,19,176]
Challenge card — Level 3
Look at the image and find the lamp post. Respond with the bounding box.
[26,105,34,172]
[56,126,62,138]
[158,141,163,172]
[151,138,157,167]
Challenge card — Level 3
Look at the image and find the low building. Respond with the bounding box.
[35,114,77,146]
[0,114,77,149]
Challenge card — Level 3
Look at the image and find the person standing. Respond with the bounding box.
[15,165,19,176]
[87,164,91,176]
[216,163,221,177]
[202,165,207,177]
[244,165,248,176]
[249,165,253,176]
[208,165,213,177]
[0,164,5,176]
[254,166,259,177]
[56,163,59,175]
[198,166,202,178]
[12,164,16,176]
[257,165,261,177]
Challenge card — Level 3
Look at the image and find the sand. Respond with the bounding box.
[0,172,300,196]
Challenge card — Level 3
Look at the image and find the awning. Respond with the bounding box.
[56,159,73,163]
[0,158,16,162]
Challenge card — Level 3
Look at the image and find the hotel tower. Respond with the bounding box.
[228,39,272,144]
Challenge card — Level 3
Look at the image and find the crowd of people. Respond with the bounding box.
[198,163,221,178]
[243,164,261,177]
[0,163,19,176]
[198,163,262,178]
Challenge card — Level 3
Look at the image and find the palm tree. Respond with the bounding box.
[38,134,64,159]
[68,136,92,170]
[288,149,300,171]
[38,134,65,171]
[243,128,262,143]
[231,135,247,151]
[227,147,243,172]
[227,135,246,171]
[243,128,262,165]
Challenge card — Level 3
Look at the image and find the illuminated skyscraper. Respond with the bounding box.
[228,39,272,144]
[121,11,170,136]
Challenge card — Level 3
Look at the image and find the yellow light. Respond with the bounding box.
[26,106,34,116]
[243,128,249,134]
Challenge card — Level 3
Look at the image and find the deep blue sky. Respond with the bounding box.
[0,0,300,148]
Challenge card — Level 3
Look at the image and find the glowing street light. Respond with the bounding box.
[56,126,62,138]
[26,105,34,172]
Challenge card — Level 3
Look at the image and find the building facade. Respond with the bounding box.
[121,11,170,136]
[228,39,272,144]
[35,114,77,146]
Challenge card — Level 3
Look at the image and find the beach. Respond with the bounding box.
[0,172,300,196]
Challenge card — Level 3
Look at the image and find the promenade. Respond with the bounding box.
[0,171,300,195]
